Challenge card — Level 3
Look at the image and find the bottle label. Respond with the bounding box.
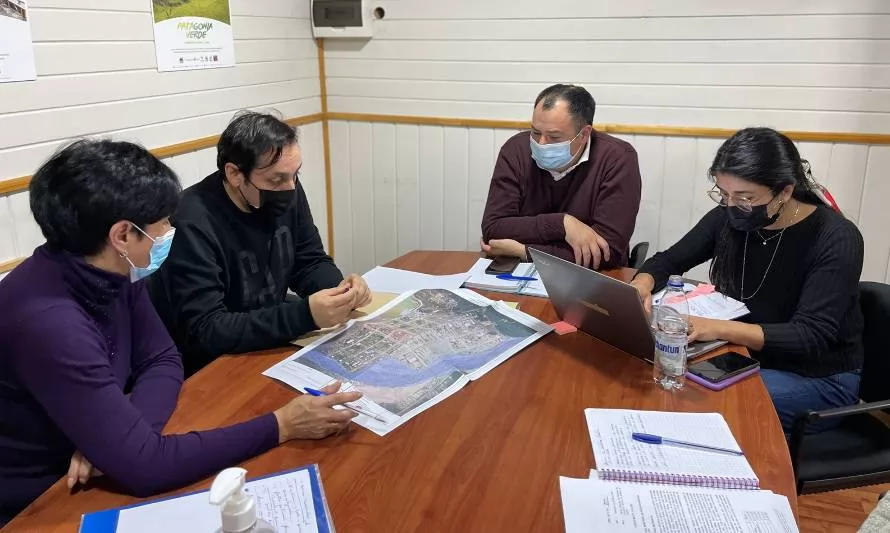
[655,334,687,375]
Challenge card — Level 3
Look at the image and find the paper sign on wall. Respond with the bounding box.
[150,0,235,72]
[0,0,36,83]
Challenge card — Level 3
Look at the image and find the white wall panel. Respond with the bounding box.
[370,16,890,41]
[442,128,470,252]
[417,126,445,251]
[325,1,890,133]
[346,122,376,275]
[858,147,890,283]
[0,196,19,264]
[395,125,420,256]
[330,121,354,272]
[296,122,329,254]
[372,123,398,266]
[0,0,320,186]
[327,60,890,90]
[466,128,495,250]
[823,145,869,224]
[0,99,318,181]
[372,0,890,19]
[326,40,890,66]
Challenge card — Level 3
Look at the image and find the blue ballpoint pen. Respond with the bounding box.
[496,273,538,282]
[304,387,388,423]
[632,432,744,456]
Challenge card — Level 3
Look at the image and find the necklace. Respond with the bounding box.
[740,201,800,301]
[755,229,782,246]
[755,201,790,245]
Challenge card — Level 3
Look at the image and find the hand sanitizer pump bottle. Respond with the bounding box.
[209,468,276,533]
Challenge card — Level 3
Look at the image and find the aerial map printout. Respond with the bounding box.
[264,288,553,436]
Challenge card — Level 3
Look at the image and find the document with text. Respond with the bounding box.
[560,475,798,533]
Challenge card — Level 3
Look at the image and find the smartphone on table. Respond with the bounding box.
[686,351,760,391]
[485,256,521,276]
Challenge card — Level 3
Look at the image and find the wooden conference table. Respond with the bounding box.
[5,250,797,532]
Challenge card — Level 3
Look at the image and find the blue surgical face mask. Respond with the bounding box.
[125,225,176,282]
[530,130,583,171]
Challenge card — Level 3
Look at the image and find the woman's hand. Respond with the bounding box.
[67,451,102,489]
[686,316,726,343]
[630,273,655,316]
[273,381,362,443]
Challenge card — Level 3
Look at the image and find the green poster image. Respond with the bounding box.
[151,0,235,71]
[152,0,231,25]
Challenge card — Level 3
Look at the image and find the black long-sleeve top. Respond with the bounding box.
[149,172,343,376]
[638,205,864,377]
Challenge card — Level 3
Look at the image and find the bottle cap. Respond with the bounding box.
[667,275,684,288]
[209,468,256,533]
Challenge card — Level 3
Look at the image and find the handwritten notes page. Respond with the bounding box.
[114,468,323,533]
[585,409,758,485]
[560,476,798,533]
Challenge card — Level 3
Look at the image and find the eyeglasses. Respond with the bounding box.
[706,188,760,213]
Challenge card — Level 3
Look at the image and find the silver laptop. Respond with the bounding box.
[528,248,726,363]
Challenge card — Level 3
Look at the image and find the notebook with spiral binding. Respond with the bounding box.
[585,409,760,490]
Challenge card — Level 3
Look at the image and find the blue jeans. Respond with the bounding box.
[760,368,861,437]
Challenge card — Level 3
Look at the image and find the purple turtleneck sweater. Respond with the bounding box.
[0,246,279,525]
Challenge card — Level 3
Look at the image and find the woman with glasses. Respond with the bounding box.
[630,127,863,435]
[0,140,361,526]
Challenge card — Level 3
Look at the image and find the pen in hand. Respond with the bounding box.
[632,432,744,456]
[304,387,388,423]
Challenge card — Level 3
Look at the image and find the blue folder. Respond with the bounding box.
[79,464,333,533]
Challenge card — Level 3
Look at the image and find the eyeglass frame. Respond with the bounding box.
[706,186,779,213]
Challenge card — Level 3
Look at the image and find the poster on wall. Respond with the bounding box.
[150,0,235,72]
[0,0,37,83]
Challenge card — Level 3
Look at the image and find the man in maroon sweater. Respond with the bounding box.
[481,84,642,269]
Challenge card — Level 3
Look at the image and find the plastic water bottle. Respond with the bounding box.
[653,275,689,390]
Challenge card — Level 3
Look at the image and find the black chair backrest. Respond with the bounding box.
[629,242,650,269]
[858,281,890,402]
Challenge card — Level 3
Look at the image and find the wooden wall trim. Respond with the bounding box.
[4,112,888,198]
[0,176,31,196]
[0,258,24,274]
[326,112,890,145]
[326,112,531,131]
[317,39,336,257]
[0,113,326,197]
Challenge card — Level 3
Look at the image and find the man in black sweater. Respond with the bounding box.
[149,112,371,376]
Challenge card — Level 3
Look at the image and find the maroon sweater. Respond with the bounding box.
[481,131,642,268]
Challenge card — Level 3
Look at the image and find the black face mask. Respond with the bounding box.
[241,180,296,219]
[726,201,781,232]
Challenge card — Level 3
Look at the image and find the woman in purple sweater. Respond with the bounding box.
[0,140,360,525]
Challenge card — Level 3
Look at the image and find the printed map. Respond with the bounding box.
[292,289,541,416]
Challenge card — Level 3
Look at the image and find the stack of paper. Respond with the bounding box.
[654,283,749,320]
[558,408,798,532]
[462,258,548,297]
[362,266,470,294]
[560,474,798,533]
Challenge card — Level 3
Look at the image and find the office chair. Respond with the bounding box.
[788,281,890,494]
[628,242,650,269]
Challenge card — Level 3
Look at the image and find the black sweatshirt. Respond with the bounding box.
[149,172,343,375]
[638,205,864,378]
